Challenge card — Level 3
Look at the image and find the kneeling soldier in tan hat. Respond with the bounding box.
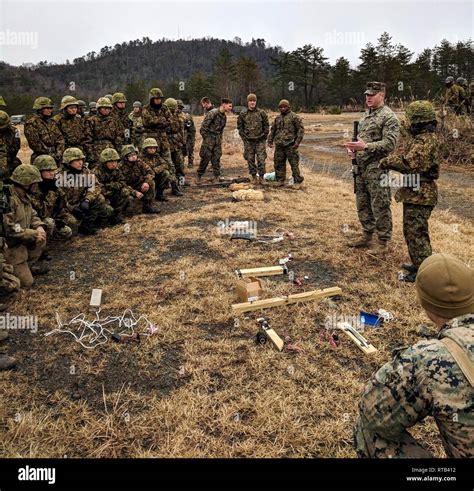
[354,253,474,458]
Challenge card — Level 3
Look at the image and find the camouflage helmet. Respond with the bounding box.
[278,99,290,107]
[100,147,120,164]
[164,98,177,110]
[10,164,42,185]
[33,154,58,171]
[405,100,436,125]
[142,138,158,149]
[176,99,184,108]
[456,77,467,85]
[33,97,54,110]
[60,95,78,110]
[121,144,138,159]
[445,76,454,84]
[63,147,85,164]
[89,101,97,109]
[0,110,10,129]
[97,97,113,109]
[149,88,164,99]
[76,100,86,108]
[0,96,6,107]
[112,92,127,104]
[104,94,113,101]
[133,101,142,108]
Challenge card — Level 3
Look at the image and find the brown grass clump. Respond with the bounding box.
[0,114,472,458]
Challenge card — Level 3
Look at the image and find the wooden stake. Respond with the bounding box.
[232,287,342,314]
[235,266,286,278]
[262,325,284,351]
[89,289,103,312]
[337,322,377,354]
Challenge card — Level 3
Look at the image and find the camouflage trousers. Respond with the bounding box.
[74,195,114,229]
[274,144,304,183]
[198,136,222,178]
[244,139,267,177]
[170,149,185,178]
[154,168,171,197]
[106,188,131,217]
[185,138,195,165]
[43,217,74,241]
[403,203,433,269]
[353,414,433,458]
[355,164,392,242]
[0,258,20,300]
[130,181,155,206]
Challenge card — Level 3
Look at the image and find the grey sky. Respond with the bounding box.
[0,0,472,67]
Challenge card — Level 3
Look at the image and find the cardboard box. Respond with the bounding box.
[236,276,263,302]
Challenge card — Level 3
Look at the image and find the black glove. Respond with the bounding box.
[72,207,84,219]
[79,200,90,212]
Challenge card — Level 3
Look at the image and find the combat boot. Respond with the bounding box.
[402,263,418,274]
[0,354,16,370]
[78,222,97,235]
[270,180,285,188]
[142,203,160,214]
[30,263,50,276]
[347,233,373,248]
[367,240,388,255]
[399,271,417,283]
[250,175,258,185]
[257,176,265,186]
[195,175,202,185]
[171,182,183,196]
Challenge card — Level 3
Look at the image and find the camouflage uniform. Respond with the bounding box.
[54,112,86,152]
[268,107,304,183]
[197,108,227,178]
[355,313,474,458]
[354,104,400,243]
[84,113,124,167]
[142,97,173,166]
[165,99,186,180]
[24,114,65,165]
[238,107,269,177]
[0,112,21,178]
[121,153,156,208]
[128,111,145,148]
[94,149,130,220]
[445,83,463,114]
[3,171,46,288]
[381,109,440,269]
[62,149,114,233]
[140,148,171,200]
[111,106,132,144]
[183,112,196,167]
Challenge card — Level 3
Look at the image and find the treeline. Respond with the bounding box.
[0,33,472,115]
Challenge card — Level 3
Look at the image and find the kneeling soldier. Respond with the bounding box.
[95,148,131,224]
[140,138,173,201]
[3,164,48,288]
[121,145,160,214]
[61,147,113,235]
[31,155,74,242]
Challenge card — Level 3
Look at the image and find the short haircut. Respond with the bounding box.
[200,97,211,104]
[221,98,232,105]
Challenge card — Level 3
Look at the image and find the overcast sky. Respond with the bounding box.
[0,0,472,67]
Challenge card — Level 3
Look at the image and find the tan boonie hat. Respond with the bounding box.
[415,253,474,319]
[364,81,386,95]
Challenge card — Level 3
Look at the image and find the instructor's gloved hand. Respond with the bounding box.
[79,200,90,213]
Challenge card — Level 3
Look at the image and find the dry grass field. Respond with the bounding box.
[0,112,472,458]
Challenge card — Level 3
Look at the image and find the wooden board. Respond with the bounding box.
[89,288,103,312]
[337,322,377,354]
[232,287,342,314]
[235,266,285,278]
[263,326,284,351]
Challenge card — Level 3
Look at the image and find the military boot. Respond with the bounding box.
[250,175,258,185]
[142,203,160,214]
[195,175,202,185]
[0,354,16,370]
[402,263,418,274]
[257,176,265,186]
[171,182,183,196]
[270,180,285,188]
[30,263,50,276]
[367,240,388,255]
[347,233,373,248]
